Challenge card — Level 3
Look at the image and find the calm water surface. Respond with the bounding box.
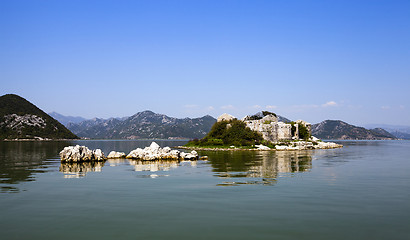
[0,140,409,240]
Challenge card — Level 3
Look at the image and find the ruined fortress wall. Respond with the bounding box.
[245,119,293,142]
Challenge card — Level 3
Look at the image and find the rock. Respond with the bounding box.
[217,113,235,122]
[126,142,198,161]
[255,144,271,150]
[60,145,106,162]
[107,151,126,159]
[149,142,161,151]
[162,146,171,153]
[275,145,288,150]
[93,149,106,161]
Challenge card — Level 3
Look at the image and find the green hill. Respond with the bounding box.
[0,94,78,140]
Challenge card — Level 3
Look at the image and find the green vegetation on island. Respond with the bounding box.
[185,119,263,148]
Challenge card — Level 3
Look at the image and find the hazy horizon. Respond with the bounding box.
[1,0,409,126]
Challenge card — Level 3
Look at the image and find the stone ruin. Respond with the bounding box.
[218,112,312,142]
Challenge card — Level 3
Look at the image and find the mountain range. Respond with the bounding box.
[1,94,408,141]
[0,94,78,140]
[66,111,216,139]
[49,112,87,126]
[312,120,397,140]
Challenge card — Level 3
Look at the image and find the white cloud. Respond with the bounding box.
[206,106,215,111]
[381,106,391,110]
[266,105,277,110]
[322,101,337,107]
[221,105,234,110]
[252,105,262,109]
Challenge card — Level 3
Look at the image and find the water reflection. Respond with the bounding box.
[206,150,313,186]
[0,141,71,193]
[60,161,105,178]
[129,159,180,172]
[59,159,199,178]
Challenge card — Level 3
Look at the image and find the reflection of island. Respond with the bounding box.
[207,150,312,185]
[60,161,105,178]
[59,159,198,178]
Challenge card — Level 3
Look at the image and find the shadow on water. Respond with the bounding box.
[202,150,313,186]
[0,141,72,193]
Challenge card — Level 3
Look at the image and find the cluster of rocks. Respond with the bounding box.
[60,145,106,162]
[254,136,342,151]
[59,142,199,162]
[273,141,342,150]
[125,142,198,160]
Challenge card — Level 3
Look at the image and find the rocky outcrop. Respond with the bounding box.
[274,140,342,150]
[244,114,293,142]
[217,113,235,122]
[107,151,126,159]
[60,145,106,162]
[126,142,198,160]
[60,142,201,162]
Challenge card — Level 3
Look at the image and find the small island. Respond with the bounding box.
[181,111,342,151]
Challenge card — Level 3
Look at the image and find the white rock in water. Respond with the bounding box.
[107,151,126,159]
[93,149,106,161]
[60,145,106,162]
[125,142,197,161]
[255,144,270,150]
[162,146,171,153]
[149,142,161,151]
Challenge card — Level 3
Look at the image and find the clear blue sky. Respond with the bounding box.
[1,0,409,125]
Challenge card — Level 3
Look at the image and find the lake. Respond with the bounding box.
[0,140,409,240]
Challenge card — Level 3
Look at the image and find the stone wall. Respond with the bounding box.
[218,112,312,143]
[244,115,293,142]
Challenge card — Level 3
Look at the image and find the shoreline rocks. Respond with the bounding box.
[179,139,342,151]
[60,142,200,162]
[107,151,126,159]
[126,142,198,160]
[60,145,106,162]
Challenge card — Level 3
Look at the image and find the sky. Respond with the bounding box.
[1,0,409,126]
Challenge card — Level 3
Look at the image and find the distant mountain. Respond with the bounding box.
[67,110,216,139]
[389,131,410,140]
[312,120,397,140]
[48,112,87,127]
[363,124,410,140]
[0,94,78,140]
[363,124,410,134]
[278,115,291,123]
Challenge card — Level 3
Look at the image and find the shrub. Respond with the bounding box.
[298,123,311,140]
[186,119,263,147]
